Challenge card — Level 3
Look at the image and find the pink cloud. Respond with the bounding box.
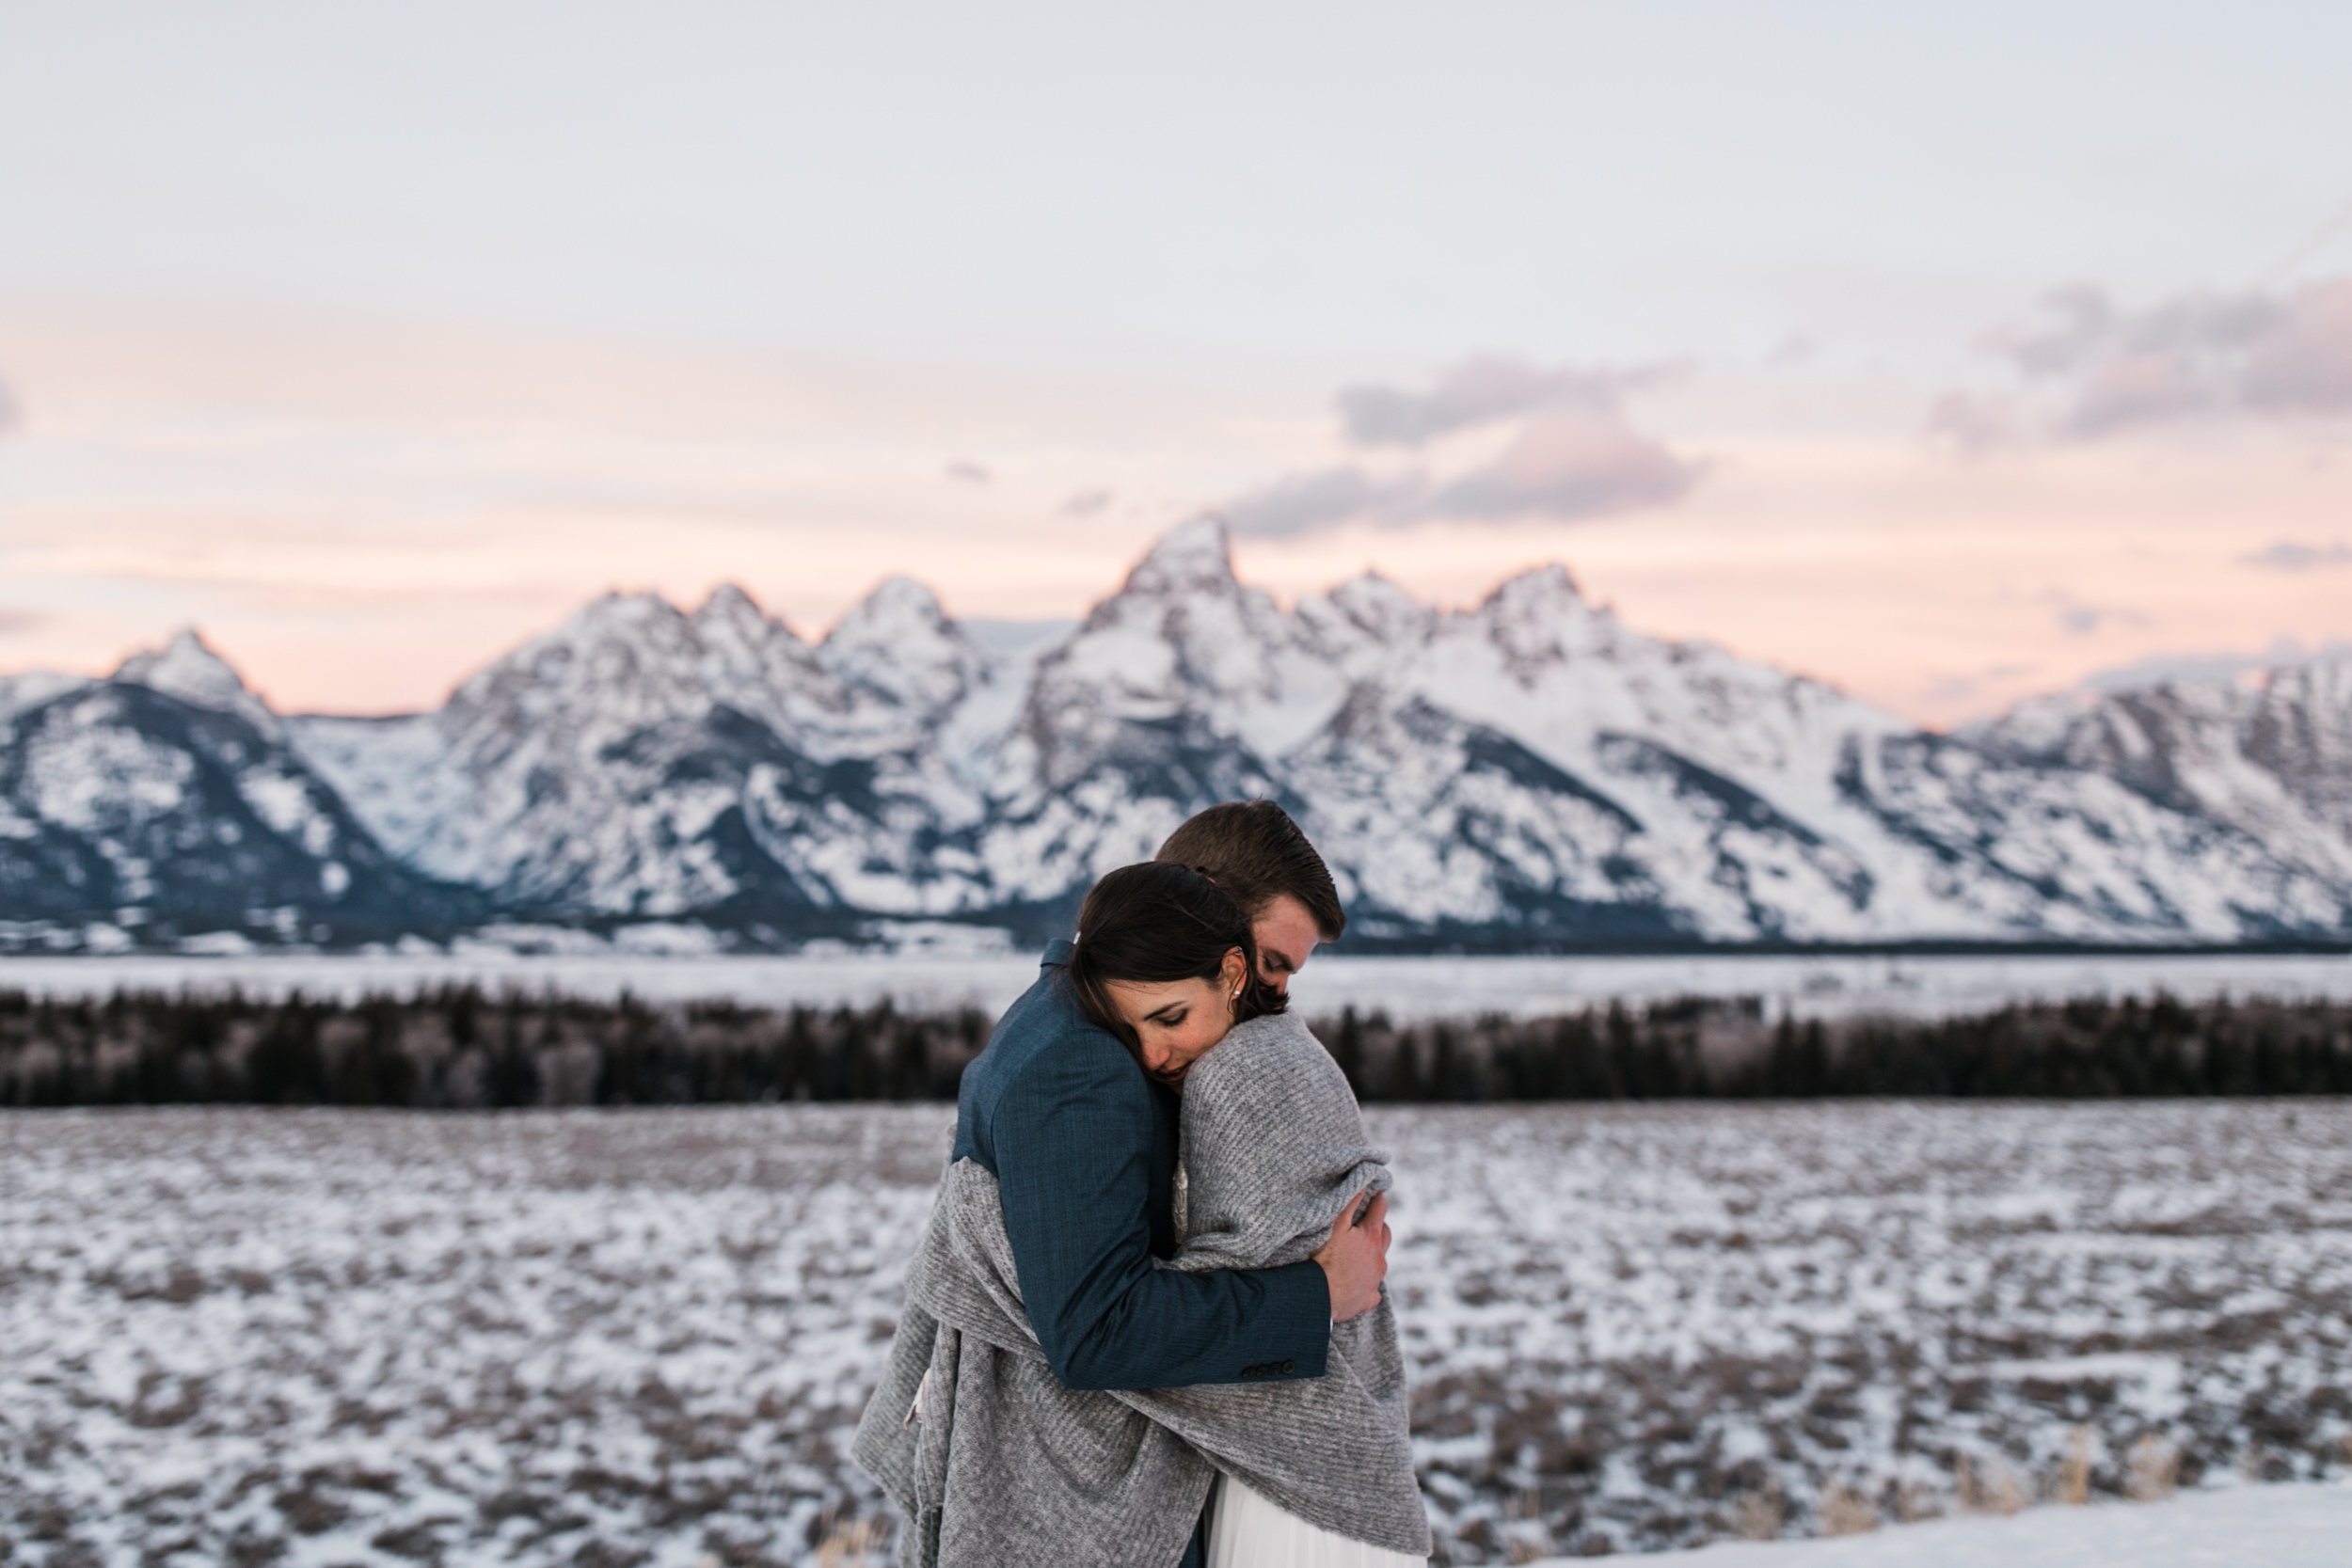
[1426,409,1697,521]
[1983,276,2352,436]
[1337,356,1660,447]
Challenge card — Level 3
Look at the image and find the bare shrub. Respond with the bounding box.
[1731,1482,1784,1540]
[2058,1425,2093,1505]
[1957,1453,2029,1516]
[1502,1487,1555,1563]
[1896,1480,1942,1523]
[2126,1434,2180,1502]
[1818,1482,1879,1536]
[816,1516,884,1568]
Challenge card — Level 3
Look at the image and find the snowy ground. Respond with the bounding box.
[1541,1481,2352,1566]
[3,949,2350,1022]
[4,1102,2348,1565]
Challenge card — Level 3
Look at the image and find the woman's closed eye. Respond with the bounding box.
[1148,1006,1188,1028]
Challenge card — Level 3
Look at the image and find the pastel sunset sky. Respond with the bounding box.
[4,3,2350,728]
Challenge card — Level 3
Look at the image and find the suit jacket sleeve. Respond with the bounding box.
[991,1035,1332,1391]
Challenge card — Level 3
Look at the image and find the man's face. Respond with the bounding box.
[1250,893,1324,994]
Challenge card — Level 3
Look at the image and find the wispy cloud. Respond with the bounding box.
[944,459,991,483]
[1223,466,1423,539]
[2240,538,2352,572]
[2042,590,2147,637]
[1922,391,2019,455]
[1949,276,2352,442]
[1336,356,1657,447]
[1227,356,1699,538]
[1062,486,1113,517]
[1424,409,1697,520]
[0,376,21,436]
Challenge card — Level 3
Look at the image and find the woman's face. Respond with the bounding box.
[1105,947,1250,1087]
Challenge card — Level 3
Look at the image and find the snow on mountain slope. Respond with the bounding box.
[0,652,479,946]
[115,630,283,739]
[1006,517,1349,786]
[1835,732,2346,938]
[817,576,989,734]
[2248,657,2352,836]
[1280,689,1671,939]
[288,581,1016,928]
[1030,528,2343,942]
[1963,660,2352,885]
[0,670,89,725]
[962,523,2348,944]
[11,524,2351,950]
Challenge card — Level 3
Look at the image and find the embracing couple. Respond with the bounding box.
[853,800,1429,1567]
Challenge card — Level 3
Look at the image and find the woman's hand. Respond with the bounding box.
[1312,1189,1391,1323]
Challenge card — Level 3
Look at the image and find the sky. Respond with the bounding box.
[3,2,2350,727]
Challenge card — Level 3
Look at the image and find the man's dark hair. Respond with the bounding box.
[1066,863,1286,1069]
[1153,800,1344,941]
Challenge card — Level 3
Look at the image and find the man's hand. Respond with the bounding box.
[1312,1188,1390,1323]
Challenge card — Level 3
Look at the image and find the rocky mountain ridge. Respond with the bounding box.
[4,520,2348,953]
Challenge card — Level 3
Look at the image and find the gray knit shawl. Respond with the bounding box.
[851,1012,1428,1567]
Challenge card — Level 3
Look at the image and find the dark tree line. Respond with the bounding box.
[0,988,990,1109]
[2,988,2347,1109]
[1324,993,2352,1101]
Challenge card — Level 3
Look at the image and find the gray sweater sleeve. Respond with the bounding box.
[1167,1012,1391,1274]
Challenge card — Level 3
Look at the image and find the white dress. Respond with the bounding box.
[1206,1472,1429,1568]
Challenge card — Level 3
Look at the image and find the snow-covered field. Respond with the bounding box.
[4,949,2350,1023]
[5,1102,2348,1565]
[1550,1481,2352,1567]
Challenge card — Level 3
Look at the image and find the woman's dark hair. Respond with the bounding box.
[1065,862,1288,1063]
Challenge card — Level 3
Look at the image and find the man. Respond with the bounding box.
[1153,799,1346,996]
[933,800,1380,1566]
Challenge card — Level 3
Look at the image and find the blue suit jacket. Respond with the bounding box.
[952,940,1332,1389]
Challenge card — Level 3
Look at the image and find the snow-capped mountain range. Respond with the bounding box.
[6,520,2350,953]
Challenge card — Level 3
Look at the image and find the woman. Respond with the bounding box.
[854,863,1426,1567]
[1065,862,1429,1567]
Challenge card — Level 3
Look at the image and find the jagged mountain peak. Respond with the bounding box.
[1296,572,1435,681]
[692,581,785,637]
[1327,570,1428,633]
[523,588,696,664]
[2257,653,2352,707]
[1462,562,1617,681]
[444,589,722,739]
[826,575,954,644]
[113,629,279,735]
[116,627,253,701]
[1956,690,2096,756]
[578,588,675,625]
[688,582,824,695]
[1479,562,1591,616]
[19,536,2350,952]
[820,575,986,721]
[1120,516,1240,597]
[698,581,761,613]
